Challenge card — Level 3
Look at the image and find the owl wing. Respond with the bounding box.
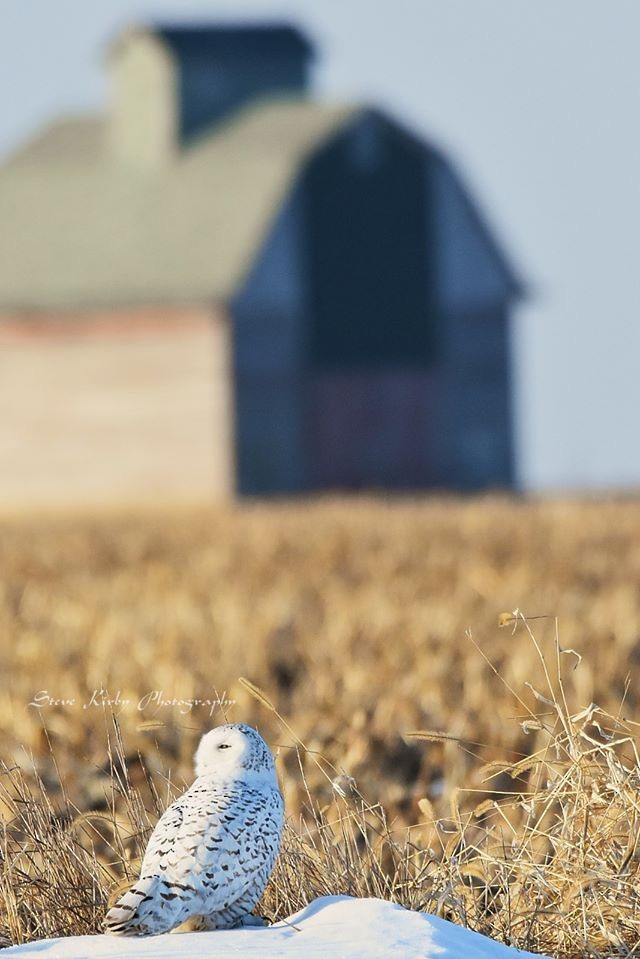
[138,797,187,872]
[105,792,197,935]
[191,781,284,921]
[106,779,283,935]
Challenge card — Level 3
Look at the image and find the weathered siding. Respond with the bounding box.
[444,307,514,488]
[0,306,232,505]
[308,370,440,489]
[430,152,517,313]
[231,188,307,494]
[428,153,518,488]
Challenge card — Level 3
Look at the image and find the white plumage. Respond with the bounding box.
[104,723,284,936]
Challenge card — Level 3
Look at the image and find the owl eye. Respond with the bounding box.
[218,743,231,750]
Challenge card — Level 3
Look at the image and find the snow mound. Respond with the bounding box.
[3,896,549,958]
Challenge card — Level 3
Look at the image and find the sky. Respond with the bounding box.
[2,1,639,490]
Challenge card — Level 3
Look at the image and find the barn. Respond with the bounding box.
[0,23,521,504]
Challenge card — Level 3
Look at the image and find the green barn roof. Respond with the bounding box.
[0,100,354,311]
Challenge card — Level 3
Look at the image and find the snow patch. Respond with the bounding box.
[3,896,550,958]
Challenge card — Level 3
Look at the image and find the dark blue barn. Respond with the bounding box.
[232,106,521,493]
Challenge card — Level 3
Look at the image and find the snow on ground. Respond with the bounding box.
[4,896,549,959]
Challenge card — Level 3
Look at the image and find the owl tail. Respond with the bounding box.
[104,875,159,936]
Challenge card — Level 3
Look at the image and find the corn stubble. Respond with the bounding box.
[1,496,640,955]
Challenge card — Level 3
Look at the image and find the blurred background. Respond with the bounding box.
[1,1,639,504]
[2,11,640,947]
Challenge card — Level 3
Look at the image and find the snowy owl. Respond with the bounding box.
[104,723,284,936]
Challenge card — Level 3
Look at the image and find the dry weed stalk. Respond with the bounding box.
[245,641,640,958]
[1,499,640,955]
[406,613,640,957]
[2,628,640,958]
[0,719,160,945]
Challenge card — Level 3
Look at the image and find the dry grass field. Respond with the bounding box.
[2,495,640,955]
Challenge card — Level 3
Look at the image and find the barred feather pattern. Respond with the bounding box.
[104,724,284,937]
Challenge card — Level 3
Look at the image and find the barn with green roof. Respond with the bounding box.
[0,22,521,503]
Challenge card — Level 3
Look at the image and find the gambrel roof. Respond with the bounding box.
[0,99,520,312]
[0,100,353,311]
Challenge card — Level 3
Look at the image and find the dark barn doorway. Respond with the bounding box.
[302,114,438,489]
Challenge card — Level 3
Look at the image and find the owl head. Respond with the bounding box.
[194,723,278,783]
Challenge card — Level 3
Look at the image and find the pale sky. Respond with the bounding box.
[2,1,639,490]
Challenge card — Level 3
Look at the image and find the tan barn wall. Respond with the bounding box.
[0,305,233,507]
